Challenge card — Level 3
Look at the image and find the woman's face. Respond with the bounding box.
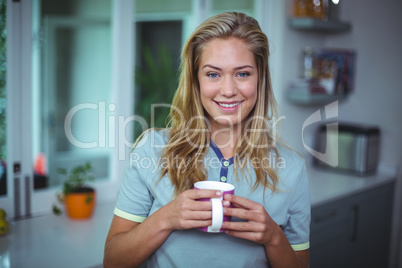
[197,37,258,133]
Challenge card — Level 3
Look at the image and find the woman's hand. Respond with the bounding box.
[221,194,279,246]
[222,194,310,267]
[162,189,224,231]
[104,189,223,268]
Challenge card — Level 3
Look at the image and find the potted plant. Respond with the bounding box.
[53,162,96,220]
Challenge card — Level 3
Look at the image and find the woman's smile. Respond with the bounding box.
[215,100,244,110]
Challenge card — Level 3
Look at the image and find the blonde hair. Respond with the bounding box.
[159,12,280,196]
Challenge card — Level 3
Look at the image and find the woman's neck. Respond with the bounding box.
[210,124,241,159]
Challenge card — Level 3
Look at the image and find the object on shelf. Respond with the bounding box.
[300,47,338,91]
[287,46,356,106]
[297,47,356,95]
[292,0,327,20]
[326,0,341,21]
[287,46,356,105]
[317,48,356,95]
[290,0,350,32]
[302,46,315,79]
[292,0,342,21]
[292,0,309,17]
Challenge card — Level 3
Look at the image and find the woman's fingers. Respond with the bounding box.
[180,219,213,229]
[168,189,231,230]
[220,195,279,245]
[222,218,265,232]
[179,199,212,211]
[223,206,266,222]
[185,189,223,200]
[181,189,223,211]
[223,194,256,210]
[184,210,213,220]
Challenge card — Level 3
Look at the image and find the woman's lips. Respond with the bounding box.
[214,101,243,111]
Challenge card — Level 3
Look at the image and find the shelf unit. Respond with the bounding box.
[286,90,346,106]
[289,17,351,33]
[287,16,352,106]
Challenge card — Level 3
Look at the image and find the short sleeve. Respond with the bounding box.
[114,133,156,223]
[283,164,311,251]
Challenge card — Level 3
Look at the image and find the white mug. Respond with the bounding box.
[194,181,235,232]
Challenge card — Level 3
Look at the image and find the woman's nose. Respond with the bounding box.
[220,77,237,97]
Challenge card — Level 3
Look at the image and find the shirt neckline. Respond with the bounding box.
[209,140,234,165]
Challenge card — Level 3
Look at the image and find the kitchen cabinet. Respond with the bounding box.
[310,182,394,267]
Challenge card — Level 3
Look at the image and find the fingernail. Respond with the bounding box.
[216,191,223,197]
[223,200,230,207]
[224,194,231,200]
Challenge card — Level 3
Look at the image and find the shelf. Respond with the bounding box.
[286,90,346,106]
[289,18,351,33]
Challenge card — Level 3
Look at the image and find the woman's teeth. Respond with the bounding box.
[218,102,241,108]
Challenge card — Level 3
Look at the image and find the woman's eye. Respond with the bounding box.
[237,72,249,78]
[207,73,219,78]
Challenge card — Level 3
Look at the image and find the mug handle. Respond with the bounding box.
[209,198,223,232]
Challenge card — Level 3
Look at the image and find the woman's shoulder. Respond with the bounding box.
[132,128,170,154]
[274,141,307,177]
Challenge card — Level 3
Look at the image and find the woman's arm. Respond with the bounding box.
[103,189,222,267]
[103,213,170,268]
[222,194,309,268]
[263,226,309,268]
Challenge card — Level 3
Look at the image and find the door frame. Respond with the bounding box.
[1,0,33,219]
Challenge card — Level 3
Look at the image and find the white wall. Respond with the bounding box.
[270,0,402,266]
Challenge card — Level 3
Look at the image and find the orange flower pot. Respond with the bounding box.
[65,189,96,220]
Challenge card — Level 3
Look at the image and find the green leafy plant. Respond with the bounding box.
[134,43,178,138]
[57,162,94,195]
[53,162,94,215]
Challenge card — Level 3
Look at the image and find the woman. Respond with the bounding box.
[104,12,310,268]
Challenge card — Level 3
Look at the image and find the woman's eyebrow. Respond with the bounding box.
[234,65,254,70]
[201,64,221,70]
[201,64,254,70]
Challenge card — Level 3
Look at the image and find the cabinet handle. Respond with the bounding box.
[314,210,337,222]
[25,175,32,217]
[350,205,359,242]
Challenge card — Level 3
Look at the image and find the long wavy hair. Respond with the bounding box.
[157,12,280,196]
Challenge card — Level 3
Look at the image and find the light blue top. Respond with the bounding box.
[114,130,310,267]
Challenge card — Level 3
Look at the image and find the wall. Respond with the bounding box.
[276,0,402,168]
[270,0,402,266]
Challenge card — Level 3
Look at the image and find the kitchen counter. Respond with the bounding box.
[0,167,397,268]
[0,202,115,268]
[308,166,396,208]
